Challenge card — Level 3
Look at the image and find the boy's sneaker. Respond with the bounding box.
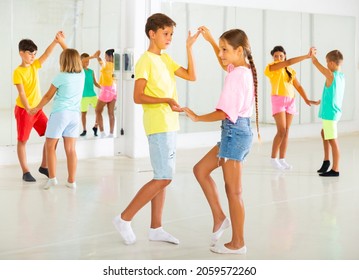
[22,172,36,182]
[92,126,98,136]
[38,167,49,178]
[80,130,87,136]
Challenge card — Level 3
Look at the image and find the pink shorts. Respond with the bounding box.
[98,85,117,102]
[271,95,296,115]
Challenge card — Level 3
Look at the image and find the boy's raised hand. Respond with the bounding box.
[55,31,67,49]
[186,30,200,48]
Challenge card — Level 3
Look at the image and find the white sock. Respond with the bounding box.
[271,158,285,170]
[210,244,247,255]
[210,217,231,246]
[279,158,292,169]
[149,227,179,244]
[44,177,58,190]
[66,181,77,189]
[112,216,136,245]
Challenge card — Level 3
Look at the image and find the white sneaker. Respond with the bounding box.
[279,159,292,170]
[44,177,58,190]
[100,131,106,138]
[271,158,285,170]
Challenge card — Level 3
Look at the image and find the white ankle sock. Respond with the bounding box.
[44,177,58,190]
[210,244,247,255]
[66,181,77,189]
[210,217,231,246]
[112,216,136,245]
[149,227,179,244]
[279,158,292,169]
[271,158,285,170]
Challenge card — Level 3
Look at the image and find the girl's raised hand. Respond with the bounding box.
[309,47,317,58]
[198,26,214,42]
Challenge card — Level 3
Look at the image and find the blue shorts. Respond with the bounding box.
[217,117,253,162]
[148,131,177,180]
[45,111,80,138]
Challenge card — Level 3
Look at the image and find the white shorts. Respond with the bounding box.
[45,111,80,138]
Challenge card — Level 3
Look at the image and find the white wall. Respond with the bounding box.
[1,0,358,165]
[147,0,359,152]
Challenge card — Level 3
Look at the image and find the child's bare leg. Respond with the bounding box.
[329,139,340,172]
[193,146,227,232]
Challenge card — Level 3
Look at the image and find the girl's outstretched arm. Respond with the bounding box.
[293,78,320,106]
[183,107,226,122]
[198,26,226,71]
[269,47,315,71]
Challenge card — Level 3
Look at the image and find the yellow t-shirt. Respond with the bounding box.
[135,51,181,136]
[13,59,42,108]
[264,61,296,98]
[99,61,114,86]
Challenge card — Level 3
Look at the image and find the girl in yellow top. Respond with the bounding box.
[94,49,116,137]
[265,46,319,170]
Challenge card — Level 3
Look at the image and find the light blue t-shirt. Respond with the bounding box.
[51,71,85,113]
[318,71,345,121]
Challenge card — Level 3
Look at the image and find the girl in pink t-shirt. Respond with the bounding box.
[183,27,259,255]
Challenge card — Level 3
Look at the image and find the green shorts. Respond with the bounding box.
[322,120,337,140]
[81,96,98,112]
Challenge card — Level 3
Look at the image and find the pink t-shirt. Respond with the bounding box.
[216,64,255,123]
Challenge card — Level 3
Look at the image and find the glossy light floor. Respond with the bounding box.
[0,133,358,260]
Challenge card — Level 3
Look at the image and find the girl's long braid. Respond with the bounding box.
[247,52,260,141]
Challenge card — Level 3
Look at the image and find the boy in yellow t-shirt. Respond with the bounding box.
[112,13,200,245]
[13,31,67,182]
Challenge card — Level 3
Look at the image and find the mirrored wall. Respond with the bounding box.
[0,0,121,146]
[162,2,356,133]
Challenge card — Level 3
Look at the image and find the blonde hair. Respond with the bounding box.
[60,49,82,73]
[220,29,260,140]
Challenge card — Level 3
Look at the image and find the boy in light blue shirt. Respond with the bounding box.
[312,49,345,177]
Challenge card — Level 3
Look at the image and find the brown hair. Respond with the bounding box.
[80,53,89,59]
[60,49,82,73]
[145,13,176,39]
[326,50,343,65]
[220,29,260,140]
[270,45,292,82]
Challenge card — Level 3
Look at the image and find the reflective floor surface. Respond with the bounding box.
[0,133,358,260]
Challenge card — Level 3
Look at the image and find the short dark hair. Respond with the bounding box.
[326,50,343,65]
[145,13,176,38]
[81,53,90,59]
[18,39,37,52]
